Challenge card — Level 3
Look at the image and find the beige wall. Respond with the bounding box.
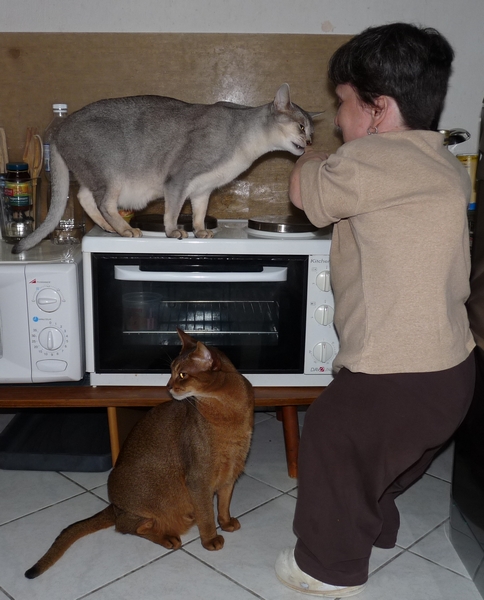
[1,0,482,155]
[0,33,350,222]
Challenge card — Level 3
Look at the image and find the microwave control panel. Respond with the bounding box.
[25,262,84,382]
[305,254,340,377]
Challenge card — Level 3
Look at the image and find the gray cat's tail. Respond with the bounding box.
[24,505,116,579]
[12,144,71,254]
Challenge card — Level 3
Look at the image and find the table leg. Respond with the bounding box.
[280,405,300,478]
[107,407,120,466]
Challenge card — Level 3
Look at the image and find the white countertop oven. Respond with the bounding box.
[82,216,338,387]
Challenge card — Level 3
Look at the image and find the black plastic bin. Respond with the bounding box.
[0,408,112,472]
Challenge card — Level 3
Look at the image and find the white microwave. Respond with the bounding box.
[0,241,84,383]
[82,218,339,387]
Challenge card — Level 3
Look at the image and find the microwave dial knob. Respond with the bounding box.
[313,341,334,363]
[314,304,334,326]
[316,270,331,292]
[36,288,62,313]
[38,327,64,351]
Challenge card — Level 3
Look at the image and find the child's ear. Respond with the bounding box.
[371,96,387,121]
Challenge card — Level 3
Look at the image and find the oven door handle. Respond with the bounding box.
[114,265,288,282]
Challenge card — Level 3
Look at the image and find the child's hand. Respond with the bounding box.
[296,148,329,166]
[289,149,329,209]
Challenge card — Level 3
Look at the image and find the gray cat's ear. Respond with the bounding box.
[310,111,324,119]
[177,327,198,351]
[273,83,292,111]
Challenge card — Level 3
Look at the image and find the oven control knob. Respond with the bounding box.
[38,327,64,351]
[316,270,331,292]
[313,341,334,363]
[314,304,334,325]
[35,288,62,313]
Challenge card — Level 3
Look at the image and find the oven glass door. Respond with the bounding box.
[91,254,307,374]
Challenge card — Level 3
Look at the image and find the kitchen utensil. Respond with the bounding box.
[22,128,43,178]
[448,128,471,146]
[22,128,43,227]
[22,127,33,164]
[0,128,8,172]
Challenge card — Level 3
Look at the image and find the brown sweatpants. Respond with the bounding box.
[293,353,475,587]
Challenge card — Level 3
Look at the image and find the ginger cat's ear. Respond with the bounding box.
[177,328,198,351]
[209,348,221,371]
[192,342,221,371]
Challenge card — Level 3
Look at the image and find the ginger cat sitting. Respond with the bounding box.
[25,329,254,579]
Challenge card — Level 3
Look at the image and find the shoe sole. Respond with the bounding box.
[276,572,366,597]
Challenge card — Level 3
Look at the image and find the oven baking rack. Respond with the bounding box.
[123,299,280,345]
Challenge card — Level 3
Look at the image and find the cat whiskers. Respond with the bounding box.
[185,396,203,415]
[160,350,174,368]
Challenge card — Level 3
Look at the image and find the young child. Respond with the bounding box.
[275,22,476,597]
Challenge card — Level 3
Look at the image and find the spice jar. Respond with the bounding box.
[0,162,35,243]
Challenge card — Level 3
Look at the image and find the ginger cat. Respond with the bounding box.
[25,329,254,579]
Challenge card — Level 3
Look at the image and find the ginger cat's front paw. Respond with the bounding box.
[219,517,240,532]
[160,535,182,549]
[202,534,225,551]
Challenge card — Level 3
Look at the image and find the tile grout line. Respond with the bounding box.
[0,584,15,600]
[405,517,474,580]
[74,547,266,600]
[425,471,453,484]
[57,470,109,491]
[74,551,176,600]
[228,491,287,523]
[397,516,450,553]
[242,470,298,494]
[180,548,267,600]
[0,490,90,527]
[404,549,476,582]
[368,517,472,583]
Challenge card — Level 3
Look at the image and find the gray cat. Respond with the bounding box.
[13,83,315,254]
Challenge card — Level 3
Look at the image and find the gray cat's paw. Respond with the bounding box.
[195,229,215,239]
[121,227,143,238]
[167,229,188,239]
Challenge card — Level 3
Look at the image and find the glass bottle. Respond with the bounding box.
[43,103,68,181]
[49,175,85,245]
[43,103,85,244]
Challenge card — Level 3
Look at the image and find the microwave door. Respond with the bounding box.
[0,265,32,383]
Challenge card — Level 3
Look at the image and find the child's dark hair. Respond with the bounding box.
[328,22,454,131]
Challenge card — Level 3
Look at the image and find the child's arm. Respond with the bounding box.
[289,149,328,209]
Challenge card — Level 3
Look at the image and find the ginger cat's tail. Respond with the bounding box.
[25,505,115,579]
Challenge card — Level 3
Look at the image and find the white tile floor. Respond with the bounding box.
[0,409,482,600]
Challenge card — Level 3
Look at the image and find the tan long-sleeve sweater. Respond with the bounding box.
[300,130,475,374]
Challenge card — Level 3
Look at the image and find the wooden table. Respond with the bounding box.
[0,384,325,478]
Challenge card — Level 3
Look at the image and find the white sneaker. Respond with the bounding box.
[275,548,366,597]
